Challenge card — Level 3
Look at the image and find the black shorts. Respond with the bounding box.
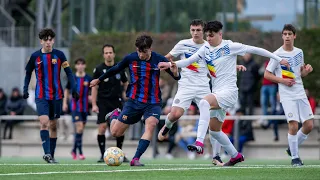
[97,99,123,124]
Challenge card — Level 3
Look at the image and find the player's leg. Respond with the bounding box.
[158,88,194,141]
[48,99,62,163]
[209,125,223,165]
[71,111,79,159]
[104,102,127,160]
[187,93,219,154]
[282,100,302,166]
[96,101,108,162]
[35,98,53,163]
[297,98,314,146]
[208,117,243,166]
[131,103,161,166]
[76,113,86,160]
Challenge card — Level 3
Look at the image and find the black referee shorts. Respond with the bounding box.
[97,99,123,124]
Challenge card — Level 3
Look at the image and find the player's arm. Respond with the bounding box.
[91,69,99,113]
[231,43,290,68]
[264,59,295,87]
[160,56,181,80]
[159,44,206,70]
[63,81,71,112]
[165,41,184,61]
[60,52,79,100]
[300,53,313,77]
[23,56,35,99]
[120,71,129,101]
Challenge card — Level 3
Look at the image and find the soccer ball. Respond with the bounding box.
[103,147,125,166]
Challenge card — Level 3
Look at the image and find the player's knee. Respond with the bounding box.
[110,129,122,137]
[169,111,182,121]
[98,123,107,134]
[288,121,299,134]
[199,99,209,108]
[303,120,314,132]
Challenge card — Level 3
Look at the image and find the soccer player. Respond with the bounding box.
[158,21,289,166]
[264,24,313,166]
[63,58,91,160]
[91,44,129,163]
[90,35,181,166]
[23,28,79,163]
[157,19,246,165]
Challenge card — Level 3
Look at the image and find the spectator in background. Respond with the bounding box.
[0,88,7,116]
[229,109,254,153]
[239,53,260,115]
[159,77,171,108]
[3,88,26,139]
[260,60,278,129]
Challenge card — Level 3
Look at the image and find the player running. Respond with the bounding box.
[23,28,79,163]
[63,58,91,160]
[159,21,289,166]
[157,19,245,165]
[264,24,313,166]
[90,35,181,166]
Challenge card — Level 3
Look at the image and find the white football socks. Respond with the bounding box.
[210,130,238,158]
[297,129,308,146]
[165,113,174,129]
[288,133,299,159]
[196,100,211,143]
[210,135,221,157]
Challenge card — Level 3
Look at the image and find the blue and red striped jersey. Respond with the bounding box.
[25,49,70,100]
[67,74,91,112]
[98,52,181,104]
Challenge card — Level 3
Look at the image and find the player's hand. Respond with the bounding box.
[170,62,178,74]
[90,79,101,87]
[23,92,29,99]
[92,105,99,113]
[158,62,170,71]
[72,91,80,101]
[302,63,313,73]
[281,78,296,87]
[236,65,247,72]
[280,59,290,69]
[62,103,68,112]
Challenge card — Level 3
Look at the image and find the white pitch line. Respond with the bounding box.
[0,163,320,167]
[1,165,320,176]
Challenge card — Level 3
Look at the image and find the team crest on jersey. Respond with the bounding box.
[103,69,106,73]
[83,81,89,86]
[75,116,79,120]
[122,115,128,120]
[52,59,57,64]
[116,73,121,80]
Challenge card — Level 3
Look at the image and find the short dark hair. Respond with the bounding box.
[204,21,223,33]
[190,19,205,27]
[282,24,296,35]
[75,57,86,64]
[102,44,115,54]
[135,35,153,52]
[38,28,55,40]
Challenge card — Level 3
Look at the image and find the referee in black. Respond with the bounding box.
[92,44,129,162]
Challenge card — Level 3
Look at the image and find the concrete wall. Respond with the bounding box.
[0,47,70,95]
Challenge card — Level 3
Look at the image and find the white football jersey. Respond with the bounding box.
[189,40,248,92]
[169,38,209,87]
[266,46,307,102]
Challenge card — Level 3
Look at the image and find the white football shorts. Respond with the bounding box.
[281,98,314,123]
